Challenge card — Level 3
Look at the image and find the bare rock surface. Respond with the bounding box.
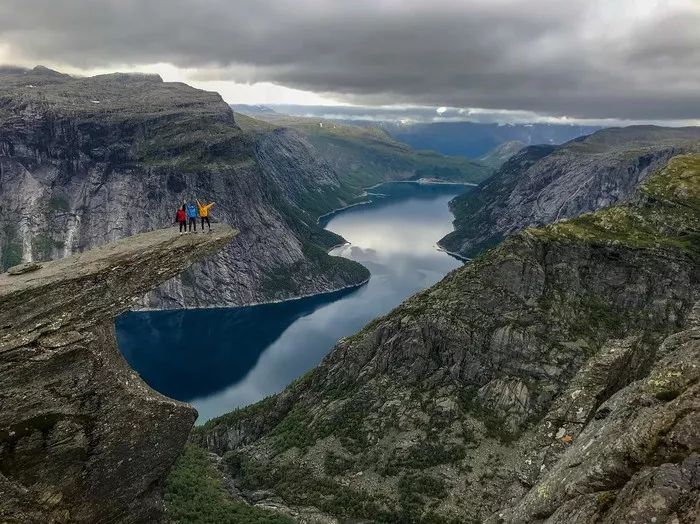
[0,66,370,308]
[440,126,700,258]
[193,155,699,522]
[0,225,235,523]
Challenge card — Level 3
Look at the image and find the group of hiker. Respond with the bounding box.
[175,199,215,233]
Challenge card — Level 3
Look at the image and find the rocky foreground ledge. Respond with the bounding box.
[0,226,236,523]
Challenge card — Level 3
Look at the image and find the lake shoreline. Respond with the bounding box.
[436,241,472,262]
[119,181,467,422]
[132,180,470,313]
[134,275,370,312]
[318,178,476,226]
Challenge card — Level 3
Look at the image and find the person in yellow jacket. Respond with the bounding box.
[196,199,216,232]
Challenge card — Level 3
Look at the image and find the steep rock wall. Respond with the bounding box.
[0,226,235,522]
[440,126,700,258]
[0,68,368,308]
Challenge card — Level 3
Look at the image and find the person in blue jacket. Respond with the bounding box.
[186,201,198,233]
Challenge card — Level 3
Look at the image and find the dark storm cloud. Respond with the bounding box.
[1,0,699,120]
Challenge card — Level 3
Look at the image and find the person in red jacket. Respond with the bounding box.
[175,204,187,234]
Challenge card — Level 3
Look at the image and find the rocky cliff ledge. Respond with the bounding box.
[0,66,369,308]
[0,225,235,523]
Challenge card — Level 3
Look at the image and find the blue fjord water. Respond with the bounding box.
[116,182,467,423]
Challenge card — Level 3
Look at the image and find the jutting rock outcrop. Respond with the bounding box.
[0,66,490,309]
[195,155,699,522]
[0,66,371,308]
[0,225,235,523]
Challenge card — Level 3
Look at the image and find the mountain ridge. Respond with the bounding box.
[233,108,492,188]
[0,68,489,308]
[190,153,700,522]
[439,125,700,258]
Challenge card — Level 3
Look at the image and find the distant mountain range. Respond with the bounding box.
[233,109,490,186]
[234,104,602,158]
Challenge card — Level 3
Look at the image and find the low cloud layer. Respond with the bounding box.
[1,0,699,120]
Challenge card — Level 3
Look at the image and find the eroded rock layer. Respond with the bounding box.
[0,225,235,523]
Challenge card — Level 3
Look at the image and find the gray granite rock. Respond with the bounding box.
[193,155,699,522]
[439,126,700,258]
[0,226,235,523]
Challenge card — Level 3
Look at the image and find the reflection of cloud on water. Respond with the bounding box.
[340,245,379,262]
[128,183,468,424]
[192,280,385,422]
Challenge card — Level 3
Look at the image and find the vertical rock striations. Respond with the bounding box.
[0,66,369,308]
[0,226,235,523]
[439,126,700,258]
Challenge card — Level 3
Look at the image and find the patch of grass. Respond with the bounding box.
[382,441,467,476]
[137,115,256,171]
[226,455,392,521]
[323,451,354,476]
[31,233,64,261]
[270,408,315,453]
[313,396,372,454]
[397,472,449,522]
[456,386,518,443]
[197,396,277,434]
[1,224,22,270]
[270,396,371,455]
[165,444,293,524]
[47,196,70,213]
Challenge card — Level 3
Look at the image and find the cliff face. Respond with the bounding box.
[439,126,700,258]
[0,225,235,523]
[195,155,699,522]
[0,67,370,308]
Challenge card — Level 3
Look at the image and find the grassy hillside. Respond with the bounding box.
[235,112,493,189]
[477,140,525,169]
[165,445,292,524]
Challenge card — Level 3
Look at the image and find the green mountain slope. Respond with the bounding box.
[190,154,700,522]
[477,139,525,169]
[235,112,493,189]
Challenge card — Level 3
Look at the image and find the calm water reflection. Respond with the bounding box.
[116,182,467,422]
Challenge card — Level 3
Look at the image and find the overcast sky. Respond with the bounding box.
[1,0,699,124]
